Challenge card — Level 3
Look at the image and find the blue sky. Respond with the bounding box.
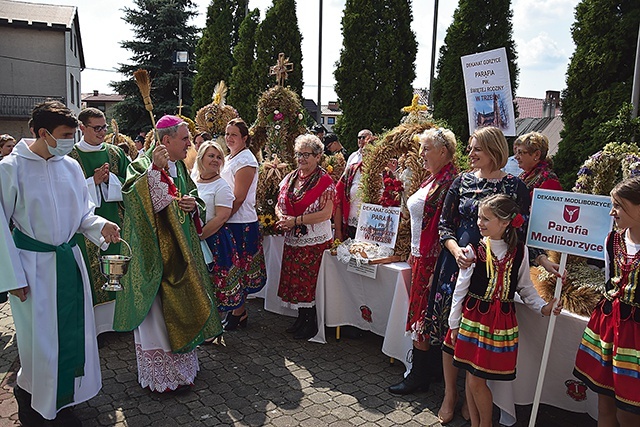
[32,0,579,102]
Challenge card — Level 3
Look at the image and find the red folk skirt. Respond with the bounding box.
[277,240,331,306]
[573,298,640,414]
[444,296,519,381]
[405,255,435,342]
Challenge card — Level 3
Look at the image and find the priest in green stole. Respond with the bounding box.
[114,115,222,392]
[69,107,130,336]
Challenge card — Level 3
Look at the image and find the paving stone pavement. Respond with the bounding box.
[0,299,596,427]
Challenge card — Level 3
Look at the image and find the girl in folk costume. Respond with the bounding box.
[445,194,561,427]
[574,176,640,426]
[276,134,335,340]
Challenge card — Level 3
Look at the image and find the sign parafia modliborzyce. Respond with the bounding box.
[527,189,613,260]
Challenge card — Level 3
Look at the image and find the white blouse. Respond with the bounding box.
[196,178,235,223]
[407,183,433,257]
[221,149,258,223]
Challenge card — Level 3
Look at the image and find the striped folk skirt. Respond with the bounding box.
[574,298,640,414]
[444,296,518,381]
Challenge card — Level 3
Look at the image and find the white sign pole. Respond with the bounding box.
[528,252,568,427]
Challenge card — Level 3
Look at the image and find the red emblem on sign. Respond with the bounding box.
[360,305,372,323]
[563,205,580,223]
[565,379,587,401]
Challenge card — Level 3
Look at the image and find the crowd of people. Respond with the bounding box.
[1,101,639,427]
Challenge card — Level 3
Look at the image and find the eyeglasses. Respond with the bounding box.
[514,149,530,157]
[87,124,108,132]
[357,135,367,140]
[295,152,315,159]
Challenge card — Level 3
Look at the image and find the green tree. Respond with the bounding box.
[111,0,198,135]
[554,0,640,189]
[228,9,261,124]
[334,0,417,153]
[431,0,518,148]
[192,0,247,114]
[254,0,303,97]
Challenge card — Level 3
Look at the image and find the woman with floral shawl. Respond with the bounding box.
[276,134,335,340]
[389,128,458,395]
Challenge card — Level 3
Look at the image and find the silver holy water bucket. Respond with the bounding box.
[99,239,132,291]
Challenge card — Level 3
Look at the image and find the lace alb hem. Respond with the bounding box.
[148,168,174,213]
[135,344,199,392]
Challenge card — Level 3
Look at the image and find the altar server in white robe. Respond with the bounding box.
[0,101,120,426]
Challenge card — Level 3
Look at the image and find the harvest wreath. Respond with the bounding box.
[359,121,436,260]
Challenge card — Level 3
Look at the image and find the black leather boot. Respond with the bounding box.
[14,385,47,427]
[388,347,431,394]
[293,307,318,340]
[285,311,304,333]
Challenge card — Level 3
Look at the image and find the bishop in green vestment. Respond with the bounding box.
[114,116,222,392]
[69,108,129,336]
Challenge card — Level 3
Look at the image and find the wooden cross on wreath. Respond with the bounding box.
[269,52,294,86]
[402,94,428,116]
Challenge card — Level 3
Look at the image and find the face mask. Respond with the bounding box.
[46,130,75,156]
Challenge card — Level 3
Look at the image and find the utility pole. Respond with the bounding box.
[317,0,323,126]
[632,22,640,120]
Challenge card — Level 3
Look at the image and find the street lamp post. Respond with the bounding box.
[173,50,189,115]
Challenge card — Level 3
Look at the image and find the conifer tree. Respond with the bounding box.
[553,0,640,189]
[254,0,303,97]
[192,0,247,114]
[228,9,261,124]
[431,0,518,147]
[333,0,417,153]
[111,0,199,135]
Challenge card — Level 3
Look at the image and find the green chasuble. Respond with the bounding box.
[69,144,130,305]
[114,155,222,353]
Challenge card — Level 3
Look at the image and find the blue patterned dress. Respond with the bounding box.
[426,172,530,346]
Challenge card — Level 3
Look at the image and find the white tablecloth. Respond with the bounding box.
[251,235,297,317]
[310,251,414,371]
[489,299,598,425]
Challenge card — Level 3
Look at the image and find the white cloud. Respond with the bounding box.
[517,32,567,69]
[513,0,578,31]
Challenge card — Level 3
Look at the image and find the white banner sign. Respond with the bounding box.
[527,189,613,260]
[461,47,516,136]
[355,203,401,248]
